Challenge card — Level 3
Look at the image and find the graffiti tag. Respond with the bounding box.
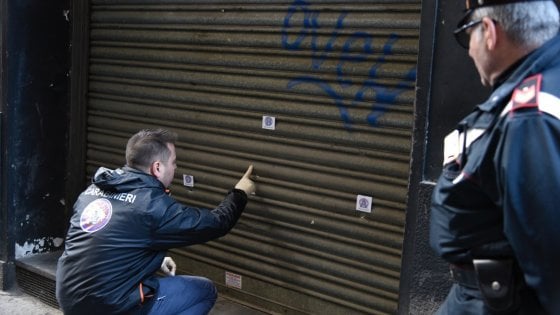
[281,0,416,128]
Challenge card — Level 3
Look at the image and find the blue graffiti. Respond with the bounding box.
[281,0,417,128]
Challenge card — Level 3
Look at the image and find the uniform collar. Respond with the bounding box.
[492,55,528,90]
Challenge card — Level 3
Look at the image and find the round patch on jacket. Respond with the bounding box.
[80,198,112,233]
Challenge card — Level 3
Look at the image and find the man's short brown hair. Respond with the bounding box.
[125,128,178,171]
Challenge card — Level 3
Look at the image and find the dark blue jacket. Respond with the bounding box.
[56,166,247,314]
[430,34,560,313]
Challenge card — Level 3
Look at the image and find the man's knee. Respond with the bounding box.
[179,276,217,300]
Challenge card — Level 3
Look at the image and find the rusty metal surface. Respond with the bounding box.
[84,1,420,314]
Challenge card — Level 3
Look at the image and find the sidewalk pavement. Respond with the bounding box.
[0,289,267,315]
[0,289,61,315]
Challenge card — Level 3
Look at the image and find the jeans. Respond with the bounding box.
[435,284,486,315]
[136,276,217,315]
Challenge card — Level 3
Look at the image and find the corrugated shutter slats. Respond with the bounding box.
[85,1,419,314]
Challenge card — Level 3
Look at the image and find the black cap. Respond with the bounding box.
[454,0,553,48]
[464,0,550,10]
[458,0,552,28]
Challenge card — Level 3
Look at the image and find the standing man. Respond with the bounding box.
[56,128,256,315]
[430,0,560,314]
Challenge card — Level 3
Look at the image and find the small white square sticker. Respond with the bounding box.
[183,174,194,187]
[262,116,276,130]
[225,271,242,289]
[356,195,373,213]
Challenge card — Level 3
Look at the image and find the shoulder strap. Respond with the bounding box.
[538,92,560,120]
[501,73,560,120]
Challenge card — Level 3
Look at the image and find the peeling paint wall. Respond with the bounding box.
[15,237,64,259]
[2,0,71,262]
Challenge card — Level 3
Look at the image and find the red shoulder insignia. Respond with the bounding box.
[511,74,542,110]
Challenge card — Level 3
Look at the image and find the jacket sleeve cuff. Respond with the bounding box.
[231,188,248,200]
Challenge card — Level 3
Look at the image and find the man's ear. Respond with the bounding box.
[150,161,161,177]
[482,17,498,50]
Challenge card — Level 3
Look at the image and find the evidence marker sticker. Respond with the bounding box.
[356,195,373,213]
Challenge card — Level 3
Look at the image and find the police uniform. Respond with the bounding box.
[56,166,248,315]
[430,27,560,314]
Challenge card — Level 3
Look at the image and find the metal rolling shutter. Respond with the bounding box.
[85,1,419,314]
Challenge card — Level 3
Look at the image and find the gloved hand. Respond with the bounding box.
[235,165,256,195]
[160,256,176,276]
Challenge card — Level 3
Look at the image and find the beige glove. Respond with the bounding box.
[160,256,176,276]
[235,165,256,195]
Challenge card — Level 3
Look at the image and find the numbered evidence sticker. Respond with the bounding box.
[183,174,194,187]
[356,195,373,213]
[225,271,242,289]
[262,115,276,130]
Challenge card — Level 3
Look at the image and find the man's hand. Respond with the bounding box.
[235,165,256,195]
[160,256,176,276]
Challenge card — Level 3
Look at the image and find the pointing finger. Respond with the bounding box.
[242,165,254,179]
